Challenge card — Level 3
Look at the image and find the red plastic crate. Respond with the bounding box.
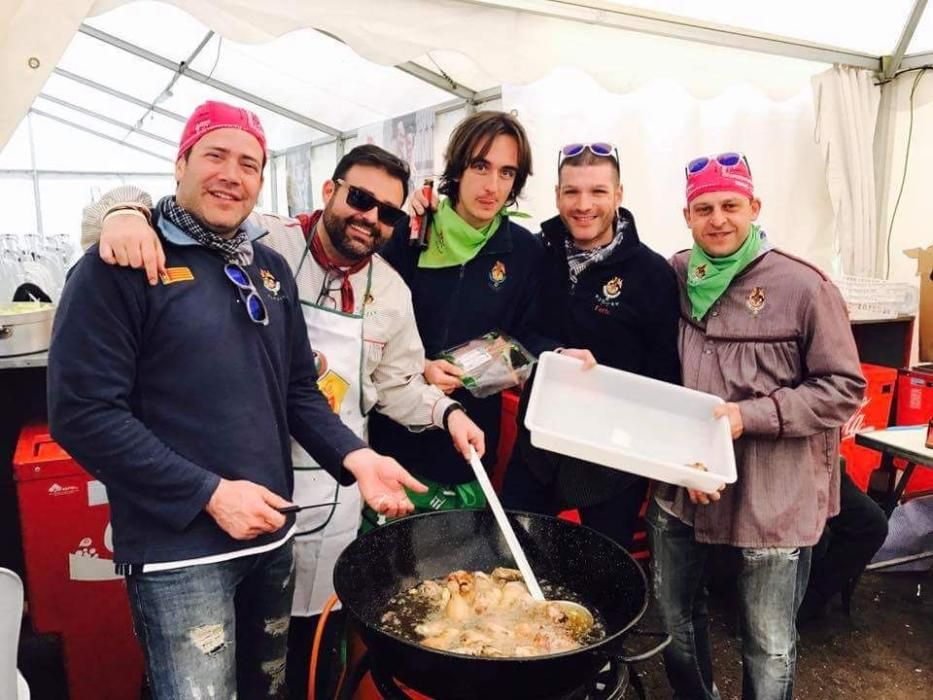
[840,364,898,491]
[894,366,933,495]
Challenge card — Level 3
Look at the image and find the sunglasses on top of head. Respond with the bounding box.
[685,152,752,178]
[335,179,407,227]
[557,142,620,169]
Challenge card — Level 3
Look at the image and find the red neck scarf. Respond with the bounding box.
[301,210,370,313]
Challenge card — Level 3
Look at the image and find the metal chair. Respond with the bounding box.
[0,567,31,699]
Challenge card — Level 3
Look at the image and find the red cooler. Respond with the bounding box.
[895,366,933,495]
[13,424,144,700]
[840,364,897,491]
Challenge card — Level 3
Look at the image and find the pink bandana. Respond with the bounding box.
[685,154,754,204]
[177,101,266,160]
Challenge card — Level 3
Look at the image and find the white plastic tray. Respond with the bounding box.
[524,352,737,492]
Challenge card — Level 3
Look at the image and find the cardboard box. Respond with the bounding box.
[905,245,933,362]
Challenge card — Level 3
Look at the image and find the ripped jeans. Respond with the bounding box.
[127,540,296,700]
[646,501,811,700]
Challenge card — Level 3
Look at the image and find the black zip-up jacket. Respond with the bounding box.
[369,213,549,485]
[516,207,682,506]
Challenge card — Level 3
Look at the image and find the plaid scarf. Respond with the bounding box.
[564,215,627,289]
[158,196,253,265]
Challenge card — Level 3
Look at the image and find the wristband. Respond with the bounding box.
[442,403,465,431]
[104,204,151,224]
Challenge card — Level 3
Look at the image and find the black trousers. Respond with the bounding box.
[802,470,889,612]
[501,449,647,551]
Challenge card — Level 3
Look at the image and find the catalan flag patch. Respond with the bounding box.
[159,267,194,285]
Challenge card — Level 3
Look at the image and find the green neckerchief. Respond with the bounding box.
[687,224,762,321]
[418,197,502,269]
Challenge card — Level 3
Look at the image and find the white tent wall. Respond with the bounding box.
[503,70,834,266]
[877,69,933,286]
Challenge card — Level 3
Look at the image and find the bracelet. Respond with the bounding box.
[442,403,465,431]
[104,204,151,224]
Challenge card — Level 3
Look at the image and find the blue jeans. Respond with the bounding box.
[646,501,811,700]
[127,540,296,700]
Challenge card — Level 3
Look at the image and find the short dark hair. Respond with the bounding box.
[438,111,533,208]
[558,149,620,182]
[332,144,411,203]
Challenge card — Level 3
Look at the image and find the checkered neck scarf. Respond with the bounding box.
[158,196,253,265]
[564,215,627,289]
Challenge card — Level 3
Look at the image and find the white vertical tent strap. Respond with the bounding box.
[810,66,881,277]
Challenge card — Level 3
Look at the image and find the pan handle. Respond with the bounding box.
[600,627,671,663]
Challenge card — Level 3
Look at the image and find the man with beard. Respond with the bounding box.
[50,102,428,699]
[82,143,484,699]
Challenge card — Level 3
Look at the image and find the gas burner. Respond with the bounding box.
[366,658,639,700]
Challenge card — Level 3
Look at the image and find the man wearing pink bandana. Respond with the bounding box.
[647,153,865,699]
[50,101,428,699]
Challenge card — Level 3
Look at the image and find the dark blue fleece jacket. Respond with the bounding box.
[48,208,365,567]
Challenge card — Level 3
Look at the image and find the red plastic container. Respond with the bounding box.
[13,424,144,700]
[840,364,898,491]
[894,366,933,495]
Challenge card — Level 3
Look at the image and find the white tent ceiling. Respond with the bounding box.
[3,0,932,156]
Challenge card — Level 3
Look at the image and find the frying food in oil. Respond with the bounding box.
[380,568,602,658]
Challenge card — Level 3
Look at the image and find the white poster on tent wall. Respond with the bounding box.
[383,109,435,195]
[285,145,314,216]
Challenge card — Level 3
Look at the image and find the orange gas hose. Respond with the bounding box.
[308,594,340,700]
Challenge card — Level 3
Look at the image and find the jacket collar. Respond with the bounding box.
[153,199,267,248]
[472,214,516,256]
[540,206,642,262]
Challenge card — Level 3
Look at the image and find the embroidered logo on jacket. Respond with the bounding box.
[594,276,624,314]
[488,261,507,289]
[602,276,623,299]
[159,267,194,285]
[260,269,281,297]
[746,287,766,316]
[690,263,708,282]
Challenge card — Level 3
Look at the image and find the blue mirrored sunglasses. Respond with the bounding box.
[558,142,620,169]
[686,152,751,177]
[224,263,269,326]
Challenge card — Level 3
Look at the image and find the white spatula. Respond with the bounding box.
[467,446,593,632]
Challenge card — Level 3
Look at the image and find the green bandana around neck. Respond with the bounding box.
[686,224,762,321]
[418,197,502,269]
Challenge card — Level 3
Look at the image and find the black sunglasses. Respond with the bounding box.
[224,263,269,326]
[336,179,407,227]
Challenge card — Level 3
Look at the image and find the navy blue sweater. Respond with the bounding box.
[48,212,366,567]
[369,214,551,485]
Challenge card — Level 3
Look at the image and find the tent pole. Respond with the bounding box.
[78,24,342,137]
[458,0,881,70]
[882,0,928,79]
[270,156,279,214]
[53,68,188,123]
[26,113,43,234]
[36,94,177,148]
[29,109,174,163]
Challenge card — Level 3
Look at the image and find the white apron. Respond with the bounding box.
[290,246,372,616]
